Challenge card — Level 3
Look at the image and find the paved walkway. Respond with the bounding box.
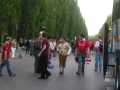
[0,52,115,90]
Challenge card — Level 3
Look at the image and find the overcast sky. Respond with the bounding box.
[78,0,114,36]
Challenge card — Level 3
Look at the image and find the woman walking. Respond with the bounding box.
[18,38,24,59]
[11,39,17,59]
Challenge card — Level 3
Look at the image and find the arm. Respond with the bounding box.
[39,45,46,54]
[4,51,7,60]
[4,44,8,60]
[66,44,72,56]
[48,47,51,58]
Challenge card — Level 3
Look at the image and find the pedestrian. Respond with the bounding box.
[25,39,30,54]
[94,36,103,71]
[53,40,57,57]
[11,39,17,59]
[18,38,24,59]
[47,36,54,59]
[71,40,75,55]
[29,39,34,56]
[0,37,16,77]
[75,34,90,75]
[33,34,42,73]
[37,33,51,79]
[57,38,71,74]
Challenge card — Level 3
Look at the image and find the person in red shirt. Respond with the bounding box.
[75,34,90,75]
[37,33,51,79]
[88,40,93,54]
[0,37,16,77]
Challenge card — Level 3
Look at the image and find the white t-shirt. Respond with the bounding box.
[94,40,102,48]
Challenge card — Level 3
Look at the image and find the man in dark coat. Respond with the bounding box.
[33,34,42,73]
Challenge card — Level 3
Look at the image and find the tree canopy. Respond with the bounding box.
[0,0,88,44]
[98,15,112,39]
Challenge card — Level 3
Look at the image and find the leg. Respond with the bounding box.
[99,52,102,70]
[19,47,22,58]
[59,55,63,73]
[81,54,85,73]
[5,59,13,76]
[11,48,14,58]
[0,61,6,74]
[13,48,15,58]
[95,52,98,70]
[34,56,38,72]
[38,56,51,78]
[62,56,67,73]
[77,55,82,73]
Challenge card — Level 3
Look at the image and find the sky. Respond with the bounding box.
[78,0,114,36]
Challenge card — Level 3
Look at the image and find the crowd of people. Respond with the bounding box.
[0,31,111,79]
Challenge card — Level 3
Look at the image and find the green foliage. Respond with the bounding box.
[98,15,112,39]
[0,0,88,44]
[112,0,120,22]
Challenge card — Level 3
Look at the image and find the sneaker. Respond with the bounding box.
[0,74,3,76]
[82,72,85,75]
[99,69,102,71]
[59,72,62,74]
[76,72,81,75]
[94,69,97,71]
[46,73,51,79]
[9,74,16,77]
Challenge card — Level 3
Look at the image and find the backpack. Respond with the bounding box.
[99,41,103,53]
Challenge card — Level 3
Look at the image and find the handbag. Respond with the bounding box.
[85,54,91,64]
[47,58,54,69]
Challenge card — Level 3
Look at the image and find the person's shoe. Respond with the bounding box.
[76,72,80,75]
[82,72,85,75]
[99,69,102,71]
[0,74,3,76]
[61,71,64,74]
[94,69,97,71]
[9,74,16,77]
[59,72,62,74]
[38,77,45,79]
[46,73,51,79]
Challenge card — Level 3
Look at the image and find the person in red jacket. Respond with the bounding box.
[88,40,93,54]
[75,34,90,75]
[0,37,16,77]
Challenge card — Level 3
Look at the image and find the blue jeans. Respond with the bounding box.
[53,51,57,57]
[77,54,85,73]
[19,47,24,57]
[30,46,33,56]
[95,51,102,70]
[0,59,13,76]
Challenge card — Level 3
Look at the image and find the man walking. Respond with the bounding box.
[57,38,71,74]
[75,34,90,75]
[33,34,42,73]
[38,33,51,79]
[0,37,16,77]
[94,36,103,71]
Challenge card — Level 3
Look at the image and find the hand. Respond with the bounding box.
[66,54,69,56]
[48,55,50,59]
[87,51,90,55]
[38,53,41,57]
